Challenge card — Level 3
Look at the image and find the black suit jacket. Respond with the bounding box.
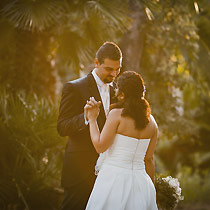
[57,72,116,187]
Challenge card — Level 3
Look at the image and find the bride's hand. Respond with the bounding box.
[84,97,101,122]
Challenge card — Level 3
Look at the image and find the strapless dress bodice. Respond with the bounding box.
[102,134,150,170]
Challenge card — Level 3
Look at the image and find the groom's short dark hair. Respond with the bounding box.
[96,42,122,64]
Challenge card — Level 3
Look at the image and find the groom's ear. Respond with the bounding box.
[94,58,99,68]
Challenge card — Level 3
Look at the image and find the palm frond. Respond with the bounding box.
[1,0,65,31]
[54,0,132,76]
[0,88,65,209]
[87,0,131,31]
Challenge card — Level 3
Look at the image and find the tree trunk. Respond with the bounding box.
[120,0,146,73]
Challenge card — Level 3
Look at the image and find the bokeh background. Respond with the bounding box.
[0,0,210,209]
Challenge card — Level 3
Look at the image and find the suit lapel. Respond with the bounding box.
[87,73,106,128]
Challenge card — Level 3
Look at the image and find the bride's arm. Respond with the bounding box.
[88,108,121,154]
[144,116,158,183]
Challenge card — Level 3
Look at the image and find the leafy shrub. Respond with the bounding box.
[177,167,210,203]
[0,88,65,210]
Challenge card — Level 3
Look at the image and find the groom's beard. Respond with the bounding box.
[104,76,115,84]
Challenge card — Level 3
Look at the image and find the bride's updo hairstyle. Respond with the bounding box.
[112,71,151,130]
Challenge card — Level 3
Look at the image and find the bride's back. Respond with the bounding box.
[116,108,156,140]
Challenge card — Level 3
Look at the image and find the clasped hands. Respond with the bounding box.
[84,97,101,122]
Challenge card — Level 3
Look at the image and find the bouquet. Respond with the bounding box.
[155,175,184,210]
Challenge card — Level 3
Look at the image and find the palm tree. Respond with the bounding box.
[0,0,131,97]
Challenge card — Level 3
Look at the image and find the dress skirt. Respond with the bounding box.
[85,164,158,210]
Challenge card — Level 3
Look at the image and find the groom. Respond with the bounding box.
[57,42,122,210]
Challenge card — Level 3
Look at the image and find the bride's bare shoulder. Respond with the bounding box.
[150,115,158,126]
[108,108,123,119]
[149,114,158,134]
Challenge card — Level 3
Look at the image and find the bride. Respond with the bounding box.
[85,71,158,210]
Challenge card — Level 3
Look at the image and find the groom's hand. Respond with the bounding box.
[84,103,91,122]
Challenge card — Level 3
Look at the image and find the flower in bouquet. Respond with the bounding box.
[155,175,184,210]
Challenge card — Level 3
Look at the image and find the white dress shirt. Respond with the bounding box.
[92,68,110,116]
[84,68,111,125]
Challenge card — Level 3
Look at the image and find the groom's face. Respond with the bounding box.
[95,58,122,83]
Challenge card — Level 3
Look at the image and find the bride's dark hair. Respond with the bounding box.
[111,71,151,130]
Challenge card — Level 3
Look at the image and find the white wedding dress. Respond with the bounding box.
[86,134,158,210]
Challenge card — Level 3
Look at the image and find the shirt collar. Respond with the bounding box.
[92,68,106,87]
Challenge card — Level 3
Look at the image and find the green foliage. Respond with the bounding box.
[1,0,65,31]
[135,0,210,175]
[0,0,132,97]
[177,167,210,203]
[0,88,65,209]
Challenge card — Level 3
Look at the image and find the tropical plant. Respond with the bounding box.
[0,0,131,97]
[177,167,210,203]
[0,88,65,209]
